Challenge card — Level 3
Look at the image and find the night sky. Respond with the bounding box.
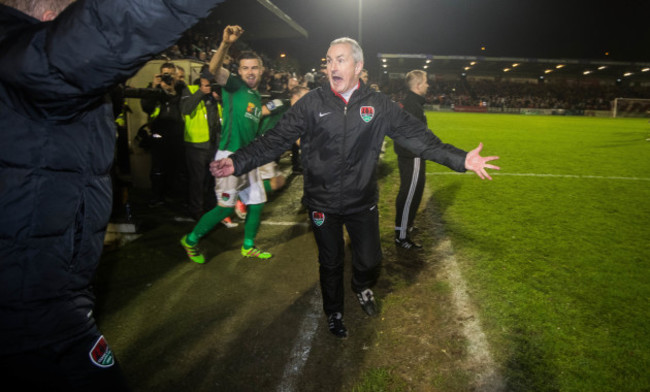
[268,0,650,71]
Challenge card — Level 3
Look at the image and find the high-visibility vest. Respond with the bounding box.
[183,85,210,143]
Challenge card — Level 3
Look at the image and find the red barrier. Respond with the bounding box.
[453,106,488,113]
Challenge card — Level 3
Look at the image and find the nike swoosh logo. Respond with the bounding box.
[319,112,331,117]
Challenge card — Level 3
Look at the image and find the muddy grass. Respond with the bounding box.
[95,157,496,391]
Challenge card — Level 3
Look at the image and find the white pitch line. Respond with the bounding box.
[427,172,650,181]
[435,236,505,391]
[261,221,310,227]
[276,287,322,392]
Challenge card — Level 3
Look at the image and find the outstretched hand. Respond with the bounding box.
[209,158,235,178]
[464,142,500,180]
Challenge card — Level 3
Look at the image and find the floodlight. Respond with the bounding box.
[583,70,592,75]
[556,64,565,69]
[642,68,650,72]
[544,69,552,74]
[623,72,633,77]
[598,66,607,70]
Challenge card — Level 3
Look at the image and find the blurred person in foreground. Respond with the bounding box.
[394,69,430,249]
[210,37,500,339]
[0,0,223,389]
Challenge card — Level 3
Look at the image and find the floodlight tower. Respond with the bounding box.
[358,0,362,46]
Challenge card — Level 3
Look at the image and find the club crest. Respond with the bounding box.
[222,192,230,202]
[360,106,375,123]
[312,211,325,227]
[89,335,115,368]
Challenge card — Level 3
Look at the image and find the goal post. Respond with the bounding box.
[612,98,650,118]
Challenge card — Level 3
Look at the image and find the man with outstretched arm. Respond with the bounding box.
[210,37,500,339]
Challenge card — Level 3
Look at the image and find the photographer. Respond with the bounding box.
[126,62,187,207]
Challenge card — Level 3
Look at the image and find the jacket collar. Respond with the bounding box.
[323,80,372,106]
[0,4,40,38]
[406,89,426,105]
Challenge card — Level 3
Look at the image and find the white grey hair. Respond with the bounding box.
[329,37,364,65]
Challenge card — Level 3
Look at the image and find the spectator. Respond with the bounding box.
[210,37,500,339]
[0,0,223,389]
[360,68,369,85]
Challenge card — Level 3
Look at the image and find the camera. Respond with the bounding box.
[160,73,174,85]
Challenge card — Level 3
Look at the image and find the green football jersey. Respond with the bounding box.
[258,103,289,135]
[219,74,263,152]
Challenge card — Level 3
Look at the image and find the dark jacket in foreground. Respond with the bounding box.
[231,83,467,215]
[0,0,223,355]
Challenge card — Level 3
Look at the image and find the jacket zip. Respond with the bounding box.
[340,105,348,214]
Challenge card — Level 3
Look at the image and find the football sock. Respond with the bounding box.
[243,203,264,249]
[188,205,234,245]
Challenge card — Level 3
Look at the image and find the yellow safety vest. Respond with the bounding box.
[183,85,210,143]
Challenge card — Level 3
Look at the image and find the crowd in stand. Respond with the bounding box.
[155,30,325,97]
[385,77,650,111]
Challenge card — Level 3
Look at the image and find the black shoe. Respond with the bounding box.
[327,312,348,338]
[355,288,378,317]
[395,237,422,250]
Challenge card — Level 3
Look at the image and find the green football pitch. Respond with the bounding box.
[399,112,649,391]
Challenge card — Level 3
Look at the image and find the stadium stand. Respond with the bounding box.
[379,55,650,117]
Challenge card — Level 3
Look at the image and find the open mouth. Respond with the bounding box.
[331,75,343,83]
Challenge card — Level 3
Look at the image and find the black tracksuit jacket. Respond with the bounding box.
[394,90,427,158]
[231,82,468,215]
[0,0,223,355]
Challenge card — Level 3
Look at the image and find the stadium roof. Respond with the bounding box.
[209,0,307,41]
[377,54,650,84]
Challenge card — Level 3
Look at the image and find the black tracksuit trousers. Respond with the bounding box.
[395,155,426,240]
[309,206,382,316]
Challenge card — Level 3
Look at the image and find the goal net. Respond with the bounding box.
[611,98,650,118]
